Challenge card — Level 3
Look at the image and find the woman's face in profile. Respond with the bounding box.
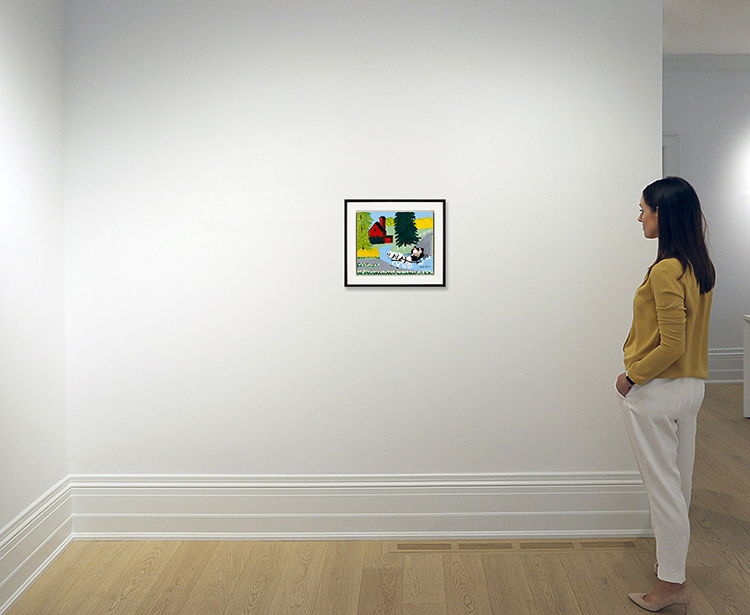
[638,196,659,239]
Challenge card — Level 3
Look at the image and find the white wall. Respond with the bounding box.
[64,0,662,522]
[664,55,750,382]
[0,1,71,608]
[0,0,68,532]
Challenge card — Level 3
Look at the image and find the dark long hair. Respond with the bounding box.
[643,176,715,294]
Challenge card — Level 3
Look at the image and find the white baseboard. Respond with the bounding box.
[0,479,73,614]
[663,54,750,71]
[69,473,651,541]
[708,348,743,384]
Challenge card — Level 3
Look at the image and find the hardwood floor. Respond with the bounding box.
[7,384,749,615]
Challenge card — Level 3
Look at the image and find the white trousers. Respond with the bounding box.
[620,377,705,584]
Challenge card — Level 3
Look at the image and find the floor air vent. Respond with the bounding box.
[391,538,651,554]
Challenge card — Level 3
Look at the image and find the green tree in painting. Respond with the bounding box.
[356,211,374,251]
[394,211,419,246]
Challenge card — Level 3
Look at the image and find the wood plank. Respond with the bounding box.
[695,441,750,497]
[561,552,631,613]
[266,541,327,615]
[364,541,402,571]
[312,541,366,615]
[176,541,252,615]
[522,553,584,615]
[102,541,183,615]
[55,541,150,615]
[697,410,750,468]
[702,384,745,434]
[442,554,493,615]
[482,552,536,615]
[403,553,446,615]
[403,605,447,615]
[693,442,750,495]
[687,502,726,569]
[133,541,217,615]
[700,390,750,447]
[688,498,750,579]
[692,455,750,520]
[357,568,402,615]
[683,570,722,615]
[222,541,283,615]
[687,565,750,615]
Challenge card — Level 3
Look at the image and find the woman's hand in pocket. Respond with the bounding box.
[616,372,633,397]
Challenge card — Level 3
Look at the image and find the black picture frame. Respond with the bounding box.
[344,199,446,287]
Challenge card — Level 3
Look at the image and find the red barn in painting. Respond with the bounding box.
[368,216,393,244]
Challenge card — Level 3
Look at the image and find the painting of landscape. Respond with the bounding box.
[344,199,445,287]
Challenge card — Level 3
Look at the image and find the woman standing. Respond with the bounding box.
[616,177,715,613]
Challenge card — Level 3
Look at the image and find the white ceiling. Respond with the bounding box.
[663,0,750,54]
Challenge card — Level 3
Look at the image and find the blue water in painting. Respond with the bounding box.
[377,244,433,273]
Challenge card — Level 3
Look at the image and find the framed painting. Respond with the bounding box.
[344,199,446,287]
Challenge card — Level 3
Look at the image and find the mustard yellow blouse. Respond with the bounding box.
[623,258,712,384]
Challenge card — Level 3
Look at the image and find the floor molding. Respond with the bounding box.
[69,472,651,541]
[707,347,743,384]
[0,479,72,614]
[664,53,750,71]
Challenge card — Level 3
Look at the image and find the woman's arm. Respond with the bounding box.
[626,260,687,383]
